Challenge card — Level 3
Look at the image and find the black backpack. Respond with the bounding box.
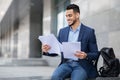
[98,47,120,77]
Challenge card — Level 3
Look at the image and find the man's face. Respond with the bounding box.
[65,9,78,26]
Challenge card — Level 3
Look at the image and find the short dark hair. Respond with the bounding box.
[66,4,80,13]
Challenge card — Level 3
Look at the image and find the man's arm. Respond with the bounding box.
[74,29,99,61]
[86,29,99,61]
[42,44,58,57]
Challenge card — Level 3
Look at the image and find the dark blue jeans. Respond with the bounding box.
[51,61,87,80]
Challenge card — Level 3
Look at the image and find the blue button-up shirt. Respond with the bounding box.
[68,24,81,42]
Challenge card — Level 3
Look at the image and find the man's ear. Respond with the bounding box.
[76,13,80,18]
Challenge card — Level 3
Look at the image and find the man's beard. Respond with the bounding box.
[69,19,76,26]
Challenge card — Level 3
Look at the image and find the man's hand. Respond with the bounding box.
[42,44,51,53]
[74,51,87,59]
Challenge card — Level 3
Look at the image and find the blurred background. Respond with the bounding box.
[0,0,120,79]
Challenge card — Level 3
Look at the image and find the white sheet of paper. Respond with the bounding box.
[62,42,81,60]
[38,34,61,55]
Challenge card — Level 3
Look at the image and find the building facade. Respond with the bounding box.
[0,0,120,60]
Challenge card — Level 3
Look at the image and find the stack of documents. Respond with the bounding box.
[62,42,80,60]
[38,34,61,55]
[38,34,81,60]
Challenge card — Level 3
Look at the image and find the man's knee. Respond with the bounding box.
[51,74,62,80]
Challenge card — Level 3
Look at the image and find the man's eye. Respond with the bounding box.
[68,14,72,17]
[66,14,72,17]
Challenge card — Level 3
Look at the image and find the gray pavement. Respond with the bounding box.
[0,66,55,78]
[0,77,50,80]
[0,58,57,80]
[0,57,119,80]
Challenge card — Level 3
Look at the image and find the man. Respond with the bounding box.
[42,4,99,80]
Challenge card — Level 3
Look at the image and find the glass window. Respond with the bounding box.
[57,11,64,32]
[56,0,70,34]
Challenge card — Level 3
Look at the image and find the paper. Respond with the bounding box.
[62,42,81,60]
[38,34,61,55]
[38,34,81,60]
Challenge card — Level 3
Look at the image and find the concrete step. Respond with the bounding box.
[66,77,120,80]
[0,76,50,80]
[96,77,120,80]
[42,56,61,67]
[0,58,49,66]
[0,56,61,67]
[0,76,120,80]
[0,66,55,78]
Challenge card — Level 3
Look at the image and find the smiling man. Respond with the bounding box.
[42,4,99,80]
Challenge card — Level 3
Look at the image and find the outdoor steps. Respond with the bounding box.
[65,77,120,80]
[0,58,119,80]
[0,76,120,80]
[90,77,120,80]
[0,56,60,67]
[0,76,50,80]
[0,58,49,66]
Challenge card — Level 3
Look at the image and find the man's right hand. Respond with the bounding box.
[42,44,51,53]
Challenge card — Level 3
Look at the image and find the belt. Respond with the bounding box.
[64,59,79,62]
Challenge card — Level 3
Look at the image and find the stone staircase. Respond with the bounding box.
[0,58,119,80]
[0,76,50,80]
[0,58,54,80]
[0,76,120,80]
[0,58,49,66]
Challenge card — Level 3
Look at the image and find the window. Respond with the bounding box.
[56,0,70,34]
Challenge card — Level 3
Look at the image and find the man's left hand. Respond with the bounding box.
[74,51,87,59]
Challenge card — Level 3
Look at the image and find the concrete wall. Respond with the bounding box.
[1,0,119,61]
[29,0,43,58]
[18,14,30,58]
[43,0,57,36]
[43,0,52,35]
[0,0,43,58]
[71,0,120,59]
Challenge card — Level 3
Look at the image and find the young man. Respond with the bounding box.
[42,4,99,80]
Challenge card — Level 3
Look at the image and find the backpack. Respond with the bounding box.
[98,47,120,77]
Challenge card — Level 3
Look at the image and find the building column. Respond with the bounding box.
[29,0,43,58]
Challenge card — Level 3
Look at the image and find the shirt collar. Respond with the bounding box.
[70,23,81,32]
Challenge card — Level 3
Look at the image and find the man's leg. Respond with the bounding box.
[71,65,87,80]
[51,63,72,80]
